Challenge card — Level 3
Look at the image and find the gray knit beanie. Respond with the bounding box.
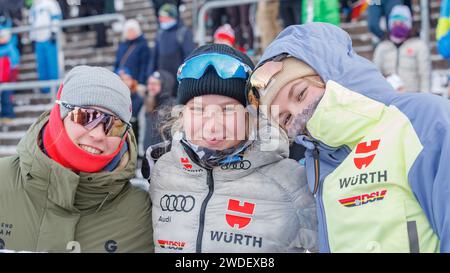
[59,66,132,123]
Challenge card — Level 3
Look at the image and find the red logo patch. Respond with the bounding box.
[180,157,192,169]
[225,199,255,230]
[339,189,387,208]
[353,139,380,169]
[158,240,186,251]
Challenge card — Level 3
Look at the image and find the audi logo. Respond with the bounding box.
[221,160,252,170]
[160,194,195,212]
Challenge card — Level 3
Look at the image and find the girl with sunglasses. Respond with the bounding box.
[0,66,153,252]
[147,44,317,253]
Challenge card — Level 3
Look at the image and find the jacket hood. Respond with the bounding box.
[259,23,397,105]
[16,111,138,213]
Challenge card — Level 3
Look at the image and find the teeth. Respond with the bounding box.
[79,145,102,155]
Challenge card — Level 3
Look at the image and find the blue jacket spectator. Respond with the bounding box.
[147,4,195,82]
[115,19,151,85]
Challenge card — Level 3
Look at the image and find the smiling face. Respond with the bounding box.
[270,76,325,138]
[64,106,123,155]
[183,95,248,151]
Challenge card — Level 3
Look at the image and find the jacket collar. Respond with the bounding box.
[305,80,386,151]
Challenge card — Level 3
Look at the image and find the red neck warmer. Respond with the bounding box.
[43,86,125,173]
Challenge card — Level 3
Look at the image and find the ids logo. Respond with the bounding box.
[353,139,381,169]
[225,199,255,230]
[339,189,388,208]
[158,240,186,251]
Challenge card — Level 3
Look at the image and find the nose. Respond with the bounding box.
[87,123,107,141]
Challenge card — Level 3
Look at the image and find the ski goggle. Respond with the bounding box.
[56,100,130,138]
[177,53,252,82]
[246,54,324,110]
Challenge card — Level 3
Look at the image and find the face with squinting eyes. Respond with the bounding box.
[270,76,325,138]
[183,95,248,151]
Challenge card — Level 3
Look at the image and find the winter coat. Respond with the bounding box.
[0,111,154,253]
[115,35,151,85]
[143,70,176,150]
[259,23,450,252]
[149,121,318,253]
[373,38,431,93]
[147,22,196,80]
[29,0,62,42]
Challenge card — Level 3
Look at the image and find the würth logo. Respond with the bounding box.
[353,139,381,169]
[226,199,255,230]
[180,157,192,169]
[339,189,387,208]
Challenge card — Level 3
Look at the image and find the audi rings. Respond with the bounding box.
[160,194,196,212]
[221,160,252,170]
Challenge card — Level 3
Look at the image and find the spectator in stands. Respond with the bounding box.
[256,0,281,51]
[80,0,110,48]
[225,5,254,55]
[29,0,62,93]
[147,3,195,84]
[0,0,24,52]
[373,5,431,93]
[150,0,181,21]
[143,70,175,151]
[0,66,153,252]
[302,0,340,26]
[367,0,402,45]
[213,24,236,48]
[0,13,20,123]
[117,67,144,146]
[279,0,302,28]
[437,0,450,98]
[115,19,151,85]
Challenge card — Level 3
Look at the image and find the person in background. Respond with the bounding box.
[29,0,62,93]
[115,19,150,85]
[213,24,236,48]
[143,70,175,151]
[256,0,281,51]
[373,5,431,93]
[117,68,144,148]
[279,0,302,28]
[225,5,254,55]
[0,13,20,123]
[302,0,340,26]
[147,3,195,83]
[367,0,402,45]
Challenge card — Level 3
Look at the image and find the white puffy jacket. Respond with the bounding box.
[149,123,318,253]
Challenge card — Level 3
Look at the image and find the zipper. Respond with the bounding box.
[395,46,400,75]
[312,141,331,252]
[196,169,215,253]
[312,146,320,195]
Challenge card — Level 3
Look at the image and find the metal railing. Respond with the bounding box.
[13,13,125,78]
[196,0,269,46]
[0,80,62,99]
